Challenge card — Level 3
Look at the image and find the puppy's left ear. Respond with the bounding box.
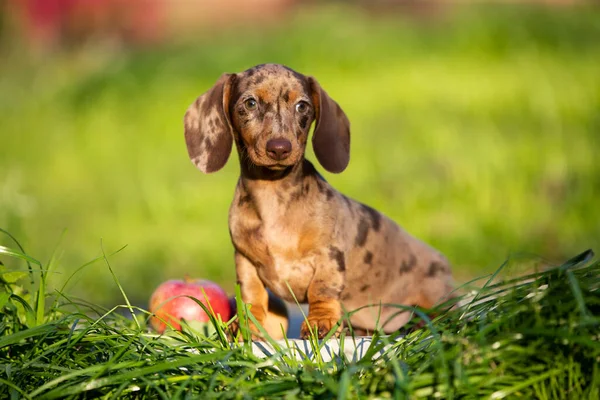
[308,77,351,173]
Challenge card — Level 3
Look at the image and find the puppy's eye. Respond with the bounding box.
[244,98,258,110]
[295,101,309,113]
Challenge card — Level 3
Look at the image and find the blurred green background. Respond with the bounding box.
[1,0,599,308]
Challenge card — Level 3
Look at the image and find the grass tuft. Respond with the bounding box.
[1,229,598,398]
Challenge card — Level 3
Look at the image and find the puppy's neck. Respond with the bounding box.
[237,159,321,212]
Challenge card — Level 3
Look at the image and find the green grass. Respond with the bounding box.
[1,4,599,309]
[1,230,599,398]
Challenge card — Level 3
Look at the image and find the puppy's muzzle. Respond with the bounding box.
[266,138,292,161]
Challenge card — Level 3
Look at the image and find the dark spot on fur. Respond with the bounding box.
[314,178,326,193]
[251,74,265,85]
[203,136,213,150]
[237,106,248,117]
[289,187,303,202]
[315,180,334,201]
[325,188,334,201]
[303,182,310,194]
[280,65,307,84]
[246,226,262,243]
[355,218,370,247]
[318,286,342,299]
[375,271,381,278]
[299,115,309,129]
[342,195,352,209]
[282,90,290,102]
[341,292,352,301]
[427,261,447,277]
[256,108,265,123]
[360,284,370,292]
[207,117,217,131]
[360,204,381,232]
[399,253,417,274]
[238,194,251,207]
[275,90,282,123]
[364,251,373,265]
[329,246,345,272]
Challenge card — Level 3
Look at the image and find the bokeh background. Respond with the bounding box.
[1,0,599,309]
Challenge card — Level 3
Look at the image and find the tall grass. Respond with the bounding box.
[1,4,599,308]
[1,230,598,398]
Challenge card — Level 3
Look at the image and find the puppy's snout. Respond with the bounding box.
[266,138,292,161]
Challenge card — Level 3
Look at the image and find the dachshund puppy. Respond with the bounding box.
[184,64,453,339]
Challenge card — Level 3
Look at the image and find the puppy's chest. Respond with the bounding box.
[230,201,317,298]
[231,205,308,263]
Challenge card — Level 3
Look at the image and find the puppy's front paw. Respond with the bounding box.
[300,315,342,340]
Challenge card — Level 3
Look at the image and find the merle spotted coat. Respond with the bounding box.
[184,64,453,339]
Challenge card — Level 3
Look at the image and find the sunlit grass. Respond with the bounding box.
[1,230,598,398]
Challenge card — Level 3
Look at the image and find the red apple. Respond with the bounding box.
[149,277,231,333]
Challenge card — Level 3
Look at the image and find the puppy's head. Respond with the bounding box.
[184,64,350,174]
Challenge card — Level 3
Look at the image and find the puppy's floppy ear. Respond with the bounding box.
[308,77,351,174]
[184,73,236,173]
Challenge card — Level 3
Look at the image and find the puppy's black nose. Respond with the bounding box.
[266,138,292,161]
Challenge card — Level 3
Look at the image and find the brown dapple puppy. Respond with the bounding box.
[184,64,453,339]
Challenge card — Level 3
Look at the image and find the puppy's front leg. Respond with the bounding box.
[234,251,269,338]
[300,250,345,339]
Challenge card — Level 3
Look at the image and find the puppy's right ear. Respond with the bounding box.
[184,73,236,173]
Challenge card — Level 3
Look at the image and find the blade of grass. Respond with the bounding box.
[0,227,35,287]
[489,367,565,399]
[51,245,127,313]
[0,378,33,400]
[36,230,66,326]
[0,245,42,268]
[99,240,139,330]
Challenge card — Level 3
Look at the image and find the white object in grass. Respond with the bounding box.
[251,336,399,363]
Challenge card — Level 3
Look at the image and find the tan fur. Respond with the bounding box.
[184,64,454,339]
